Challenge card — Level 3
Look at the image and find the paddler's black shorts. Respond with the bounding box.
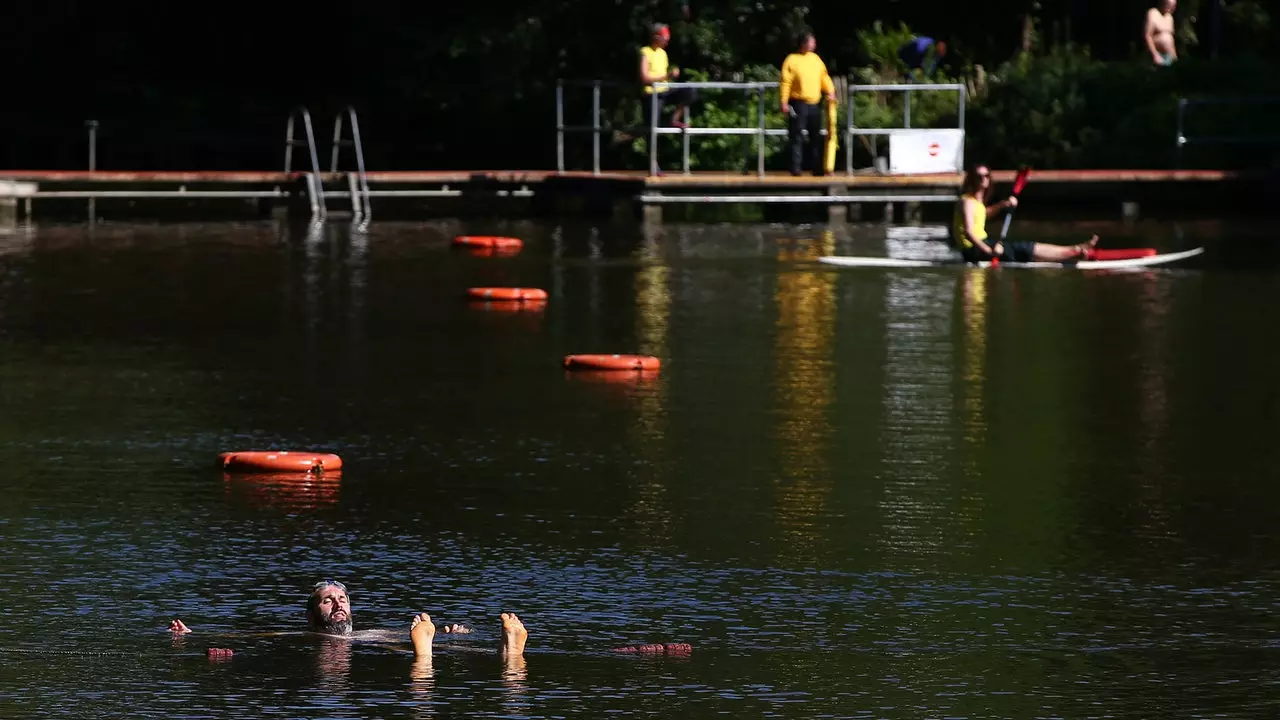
[960,240,1035,264]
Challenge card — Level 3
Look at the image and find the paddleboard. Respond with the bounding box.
[818,246,1204,270]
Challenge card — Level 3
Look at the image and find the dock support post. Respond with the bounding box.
[848,203,863,221]
[1121,201,1140,222]
[0,181,37,227]
[86,119,98,223]
[883,202,896,223]
[642,195,663,225]
[905,201,923,223]
[827,185,847,224]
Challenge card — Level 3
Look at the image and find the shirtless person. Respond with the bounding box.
[168,580,526,659]
[1145,0,1177,66]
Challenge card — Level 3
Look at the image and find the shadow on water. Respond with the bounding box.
[1,217,1279,718]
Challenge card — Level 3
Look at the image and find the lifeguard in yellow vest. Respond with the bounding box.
[780,31,836,176]
[952,164,1098,264]
[639,23,697,131]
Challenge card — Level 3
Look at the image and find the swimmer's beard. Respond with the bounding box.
[311,617,354,636]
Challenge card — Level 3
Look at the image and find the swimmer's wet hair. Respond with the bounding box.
[306,580,348,616]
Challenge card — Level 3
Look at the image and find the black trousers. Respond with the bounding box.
[641,87,699,127]
[787,100,823,176]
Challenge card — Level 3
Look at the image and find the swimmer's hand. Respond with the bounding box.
[169,619,192,635]
[439,623,472,634]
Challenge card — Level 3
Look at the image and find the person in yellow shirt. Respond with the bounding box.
[952,164,1098,264]
[639,23,697,131]
[780,31,836,176]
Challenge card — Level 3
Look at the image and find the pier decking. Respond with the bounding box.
[0,168,1262,223]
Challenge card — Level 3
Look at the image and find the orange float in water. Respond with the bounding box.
[219,451,343,474]
[564,354,661,372]
[453,236,523,250]
[465,287,548,302]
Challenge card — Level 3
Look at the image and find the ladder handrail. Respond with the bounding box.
[331,106,372,226]
[284,106,326,220]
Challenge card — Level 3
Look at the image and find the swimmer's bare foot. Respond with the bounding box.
[1078,234,1100,257]
[169,619,192,635]
[410,612,435,657]
[499,612,528,657]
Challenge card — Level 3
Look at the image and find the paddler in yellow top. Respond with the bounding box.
[780,31,836,176]
[953,164,1098,264]
[640,23,697,130]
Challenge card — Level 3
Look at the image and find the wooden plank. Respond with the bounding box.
[0,168,1240,186]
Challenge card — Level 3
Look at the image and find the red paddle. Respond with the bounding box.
[999,166,1031,244]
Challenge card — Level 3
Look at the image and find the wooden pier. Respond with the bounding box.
[0,168,1265,224]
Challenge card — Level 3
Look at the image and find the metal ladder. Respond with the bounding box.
[330,106,372,228]
[284,106,373,226]
[284,107,326,222]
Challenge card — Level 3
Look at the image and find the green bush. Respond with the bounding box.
[968,47,1280,169]
[604,19,1280,172]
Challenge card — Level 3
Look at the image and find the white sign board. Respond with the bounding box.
[888,129,964,174]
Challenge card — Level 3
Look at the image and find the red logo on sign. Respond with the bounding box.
[928,143,940,157]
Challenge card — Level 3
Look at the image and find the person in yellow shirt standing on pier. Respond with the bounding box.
[780,31,836,177]
[640,23,696,130]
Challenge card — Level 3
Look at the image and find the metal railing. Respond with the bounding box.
[1175,97,1280,168]
[555,79,966,176]
[846,83,966,175]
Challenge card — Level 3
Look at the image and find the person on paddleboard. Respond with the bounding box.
[952,164,1097,264]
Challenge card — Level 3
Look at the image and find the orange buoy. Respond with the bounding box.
[563,354,661,372]
[453,236,523,250]
[465,287,548,302]
[218,451,343,474]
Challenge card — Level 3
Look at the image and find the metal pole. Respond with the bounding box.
[649,92,659,176]
[86,120,98,223]
[556,83,565,172]
[757,90,765,177]
[904,88,911,129]
[329,114,344,173]
[846,84,854,174]
[682,111,690,175]
[958,86,966,171]
[1175,98,1187,169]
[592,82,601,175]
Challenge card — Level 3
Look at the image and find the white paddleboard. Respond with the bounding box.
[818,246,1204,270]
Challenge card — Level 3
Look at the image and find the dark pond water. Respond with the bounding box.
[0,217,1278,718]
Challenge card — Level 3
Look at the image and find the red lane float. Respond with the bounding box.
[1086,248,1158,261]
[465,287,549,302]
[466,246,522,258]
[611,643,693,655]
[218,451,343,474]
[472,301,547,313]
[564,354,661,372]
[453,236,523,250]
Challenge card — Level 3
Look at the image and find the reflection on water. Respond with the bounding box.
[772,231,837,563]
[877,268,958,561]
[623,223,673,543]
[222,472,342,511]
[1,219,1279,718]
[957,270,989,453]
